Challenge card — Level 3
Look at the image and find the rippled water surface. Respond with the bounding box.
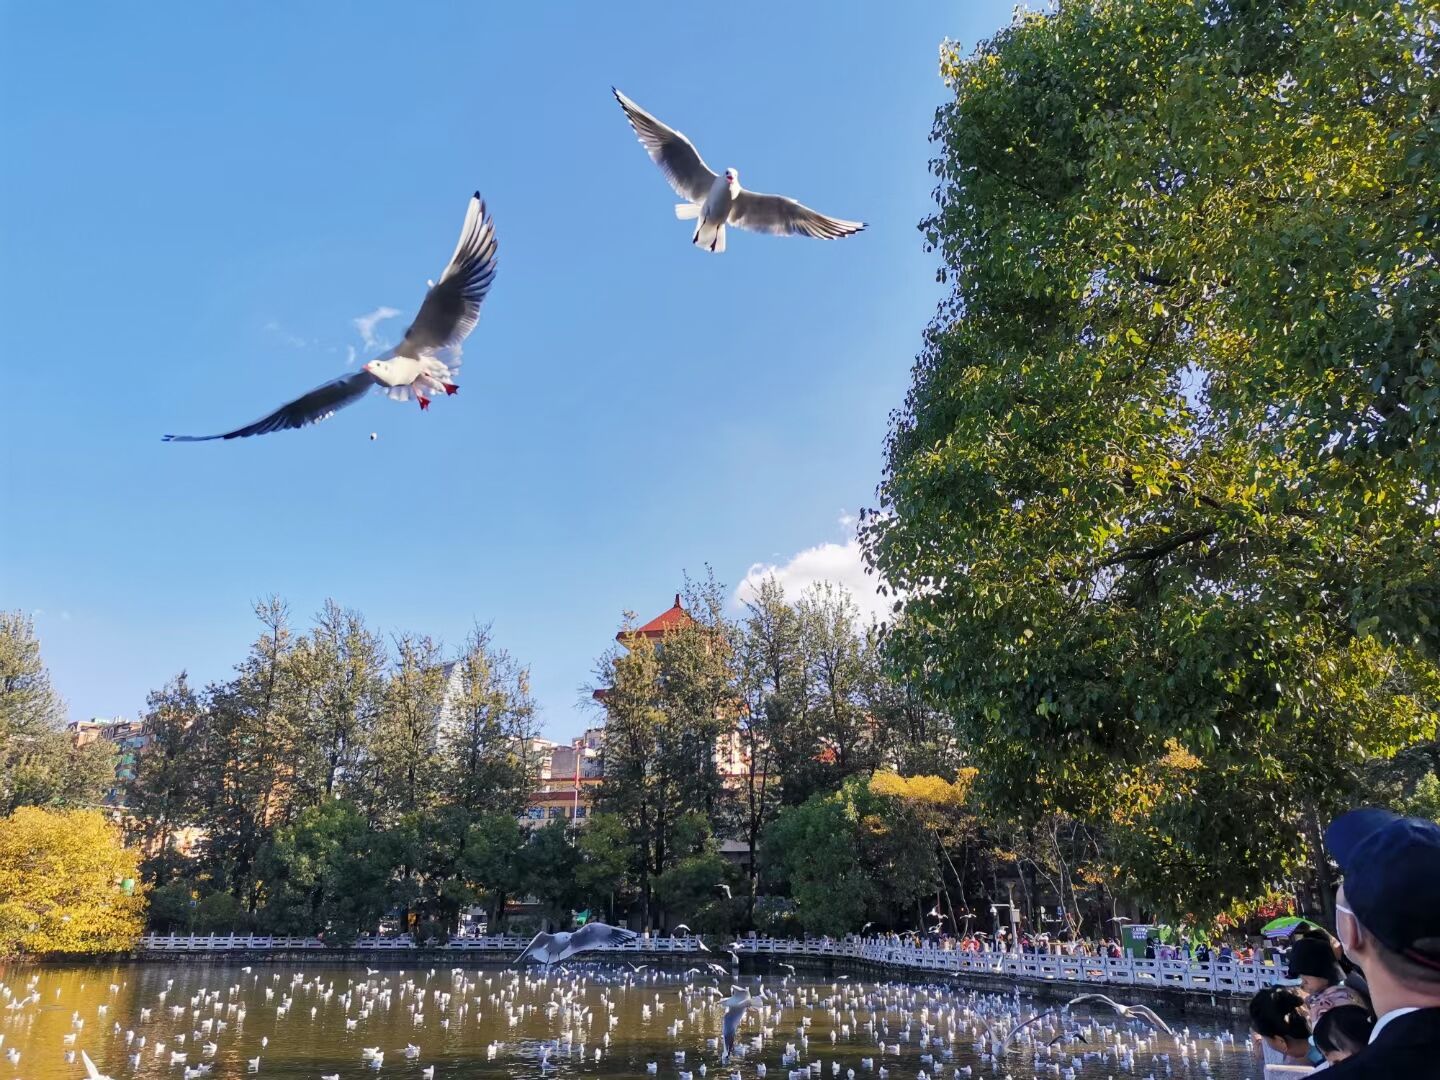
[1,961,1268,1080]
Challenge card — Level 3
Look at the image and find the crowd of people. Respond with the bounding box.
[1246,808,1440,1077]
[853,808,1439,1077]
[863,926,1268,963]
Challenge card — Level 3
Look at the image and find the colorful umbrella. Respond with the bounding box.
[1261,915,1310,938]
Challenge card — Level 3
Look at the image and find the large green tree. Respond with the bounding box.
[734,577,800,909]
[593,581,734,927]
[866,0,1440,920]
[187,599,303,902]
[439,625,537,816]
[0,612,114,814]
[289,601,386,805]
[363,634,447,825]
[457,811,529,927]
[254,799,392,943]
[761,776,937,936]
[128,674,202,883]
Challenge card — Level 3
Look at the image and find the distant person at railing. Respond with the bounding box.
[1317,808,1440,1079]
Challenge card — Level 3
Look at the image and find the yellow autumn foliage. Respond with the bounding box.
[869,768,978,808]
[1109,740,1205,826]
[0,806,148,957]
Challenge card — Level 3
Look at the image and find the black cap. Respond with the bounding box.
[1285,935,1342,981]
[1325,807,1440,973]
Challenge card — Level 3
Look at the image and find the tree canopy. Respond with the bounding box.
[1,612,115,814]
[866,0,1440,919]
[0,807,147,957]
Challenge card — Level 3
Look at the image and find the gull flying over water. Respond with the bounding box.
[995,992,1174,1052]
[82,1050,113,1080]
[163,192,498,441]
[1065,993,1173,1034]
[718,986,764,1061]
[514,922,637,969]
[613,89,865,253]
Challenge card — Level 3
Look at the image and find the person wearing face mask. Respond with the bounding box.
[1320,807,1440,1078]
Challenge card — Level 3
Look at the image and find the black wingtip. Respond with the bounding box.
[472,190,481,201]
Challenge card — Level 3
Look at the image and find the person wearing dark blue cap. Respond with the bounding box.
[1320,806,1440,1079]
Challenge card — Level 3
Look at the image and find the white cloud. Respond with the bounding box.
[735,536,891,625]
[353,306,402,350]
[345,344,358,367]
[262,320,310,349]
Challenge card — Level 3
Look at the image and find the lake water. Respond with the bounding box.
[0,961,1269,1080]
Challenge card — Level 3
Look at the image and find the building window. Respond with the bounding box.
[526,807,544,820]
[548,807,566,819]
[574,806,587,819]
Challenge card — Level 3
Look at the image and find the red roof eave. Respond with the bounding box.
[618,594,696,642]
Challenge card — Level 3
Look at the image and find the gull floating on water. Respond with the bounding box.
[163,192,497,441]
[613,88,865,253]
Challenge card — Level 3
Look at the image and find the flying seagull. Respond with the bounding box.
[82,1050,113,1080]
[995,992,1174,1053]
[612,88,864,253]
[163,192,498,441]
[718,986,764,1061]
[1064,993,1174,1035]
[514,922,637,969]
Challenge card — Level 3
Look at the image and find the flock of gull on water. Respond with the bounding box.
[1,923,1252,1080]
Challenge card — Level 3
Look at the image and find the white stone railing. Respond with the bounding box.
[135,932,1280,996]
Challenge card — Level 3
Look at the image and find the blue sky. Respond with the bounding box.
[1,1,1015,737]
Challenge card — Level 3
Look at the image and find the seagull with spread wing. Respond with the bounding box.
[613,89,865,253]
[513,922,637,970]
[1064,993,1173,1035]
[718,986,765,1062]
[993,991,1174,1054]
[163,192,497,441]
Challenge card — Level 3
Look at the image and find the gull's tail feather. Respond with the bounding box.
[674,202,702,220]
[693,221,726,253]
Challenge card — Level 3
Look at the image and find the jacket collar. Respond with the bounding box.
[1373,1007,1440,1047]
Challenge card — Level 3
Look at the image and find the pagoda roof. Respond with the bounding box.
[619,594,696,642]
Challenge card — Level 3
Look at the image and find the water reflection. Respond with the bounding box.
[0,962,1265,1080]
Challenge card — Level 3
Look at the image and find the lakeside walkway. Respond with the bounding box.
[137,932,1284,999]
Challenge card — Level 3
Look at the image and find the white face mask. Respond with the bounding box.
[1335,900,1365,959]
